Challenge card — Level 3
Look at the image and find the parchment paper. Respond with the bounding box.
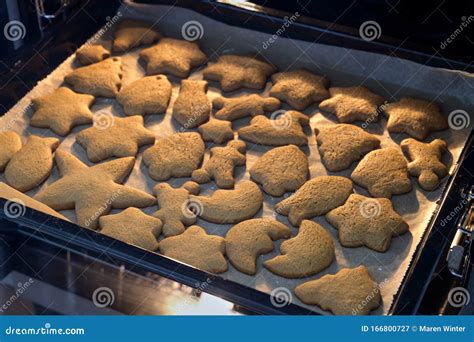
[1,2,473,315]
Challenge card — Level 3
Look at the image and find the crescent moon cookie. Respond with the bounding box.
[76,115,155,163]
[30,87,94,136]
[198,117,234,144]
[139,38,207,78]
[263,220,335,278]
[326,193,409,252]
[65,57,122,98]
[4,136,60,192]
[76,45,110,65]
[203,55,276,92]
[0,131,22,172]
[159,225,227,274]
[250,145,309,197]
[401,138,448,191]
[117,75,172,116]
[238,110,310,146]
[275,176,353,227]
[294,265,381,315]
[189,180,263,224]
[143,132,205,181]
[112,19,162,52]
[384,97,448,140]
[314,124,381,172]
[173,80,211,128]
[225,218,291,275]
[319,86,385,124]
[270,69,329,110]
[34,150,155,229]
[213,94,280,121]
[351,148,412,198]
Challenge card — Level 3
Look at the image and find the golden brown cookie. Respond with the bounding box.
[203,55,276,91]
[0,131,22,172]
[264,220,335,278]
[192,140,246,189]
[117,75,172,116]
[142,132,205,181]
[314,124,381,172]
[384,97,448,140]
[35,150,155,229]
[99,207,162,251]
[4,136,59,192]
[275,176,353,226]
[76,45,110,65]
[112,19,161,52]
[250,145,309,196]
[173,80,211,128]
[189,180,263,224]
[225,218,291,275]
[198,117,234,144]
[238,110,310,146]
[139,38,207,78]
[294,265,381,315]
[159,225,227,274]
[31,87,94,136]
[319,86,385,123]
[326,193,409,252]
[76,115,155,163]
[270,69,329,109]
[351,148,412,198]
[65,57,122,98]
[401,138,448,190]
[213,94,280,121]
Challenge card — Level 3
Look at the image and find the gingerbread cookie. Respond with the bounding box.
[31,87,94,136]
[159,225,227,274]
[143,132,205,181]
[319,86,385,123]
[152,181,200,237]
[213,94,280,121]
[65,57,122,98]
[192,140,246,189]
[351,148,412,198]
[203,55,276,91]
[401,138,448,190]
[76,45,110,65]
[5,136,59,192]
[326,193,409,252]
[112,19,161,52]
[294,265,381,315]
[0,131,22,171]
[314,124,381,172]
[173,80,211,128]
[189,180,263,224]
[117,75,172,116]
[264,220,335,278]
[250,145,309,196]
[238,111,310,146]
[275,176,353,226]
[99,207,162,251]
[198,117,234,144]
[76,115,155,162]
[225,218,291,275]
[270,69,329,110]
[35,151,155,229]
[384,97,448,140]
[139,38,207,78]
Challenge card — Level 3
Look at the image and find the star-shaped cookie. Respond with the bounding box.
[159,225,227,274]
[203,55,276,92]
[326,193,409,252]
[99,207,162,251]
[384,97,448,140]
[198,117,234,144]
[76,115,155,162]
[112,19,162,52]
[139,38,207,78]
[270,69,329,110]
[31,87,94,136]
[35,150,155,229]
[319,86,385,123]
